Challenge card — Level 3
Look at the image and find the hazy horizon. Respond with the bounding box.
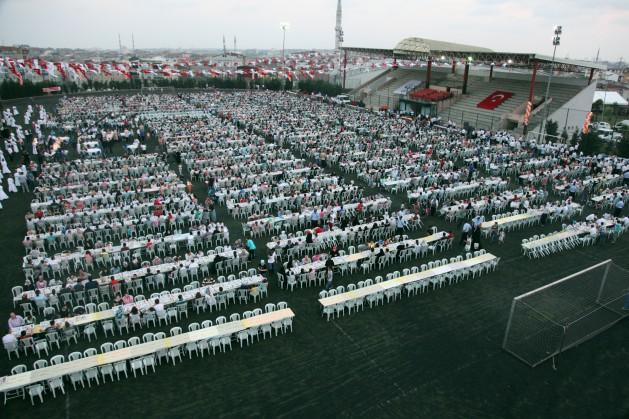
[0,0,627,62]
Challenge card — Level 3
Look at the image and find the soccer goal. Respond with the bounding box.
[502,259,629,368]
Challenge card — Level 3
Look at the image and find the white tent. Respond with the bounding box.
[593,91,628,106]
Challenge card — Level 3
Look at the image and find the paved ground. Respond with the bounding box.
[1,95,628,418]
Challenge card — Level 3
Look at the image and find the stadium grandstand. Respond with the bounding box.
[342,37,606,136]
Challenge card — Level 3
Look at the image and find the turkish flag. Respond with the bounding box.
[476,90,513,110]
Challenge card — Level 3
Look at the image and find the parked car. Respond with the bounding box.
[333,94,351,105]
[591,121,612,131]
[597,128,623,142]
[614,120,629,131]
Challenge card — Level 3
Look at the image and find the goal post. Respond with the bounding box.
[502,259,629,367]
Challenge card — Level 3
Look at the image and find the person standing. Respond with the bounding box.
[325,268,334,291]
[267,251,275,273]
[396,216,405,237]
[490,222,499,242]
[310,208,320,228]
[614,198,624,217]
[246,239,256,260]
[208,199,217,222]
[460,221,471,245]
[569,182,578,199]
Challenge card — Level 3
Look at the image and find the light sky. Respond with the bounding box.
[0,0,627,61]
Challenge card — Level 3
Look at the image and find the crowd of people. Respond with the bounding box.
[1,90,628,394]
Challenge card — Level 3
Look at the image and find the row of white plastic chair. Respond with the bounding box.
[523,233,591,258]
[319,254,499,321]
[5,303,293,405]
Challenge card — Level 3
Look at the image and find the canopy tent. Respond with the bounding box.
[593,91,628,106]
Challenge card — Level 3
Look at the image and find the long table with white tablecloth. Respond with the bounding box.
[12,275,266,336]
[319,253,497,307]
[16,248,241,302]
[0,308,295,394]
[289,231,446,276]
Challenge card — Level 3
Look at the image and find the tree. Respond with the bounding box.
[297,79,343,96]
[0,75,251,99]
[579,130,602,156]
[610,103,620,116]
[256,77,282,91]
[570,130,579,147]
[545,119,559,138]
[592,99,604,114]
[560,128,569,143]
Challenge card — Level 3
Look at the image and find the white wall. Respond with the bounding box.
[532,82,596,135]
[344,68,387,89]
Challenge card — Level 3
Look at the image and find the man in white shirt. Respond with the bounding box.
[268,251,276,273]
[2,330,17,347]
[7,313,25,330]
[153,300,166,318]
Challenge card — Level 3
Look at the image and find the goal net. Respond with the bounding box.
[502,259,629,367]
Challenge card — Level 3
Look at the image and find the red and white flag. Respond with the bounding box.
[6,58,24,85]
[523,101,532,125]
[583,112,593,134]
[54,62,67,80]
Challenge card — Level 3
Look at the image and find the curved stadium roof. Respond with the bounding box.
[393,37,493,55]
[343,37,606,70]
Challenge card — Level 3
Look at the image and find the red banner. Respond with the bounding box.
[42,86,61,93]
[476,90,513,110]
[583,112,593,134]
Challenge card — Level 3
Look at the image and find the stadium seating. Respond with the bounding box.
[358,68,447,110]
[437,75,584,131]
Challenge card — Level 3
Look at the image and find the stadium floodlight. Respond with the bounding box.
[280,22,290,66]
[537,25,562,142]
[507,59,513,64]
[440,55,446,60]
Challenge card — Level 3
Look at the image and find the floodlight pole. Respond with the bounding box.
[537,26,562,142]
[281,27,287,67]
